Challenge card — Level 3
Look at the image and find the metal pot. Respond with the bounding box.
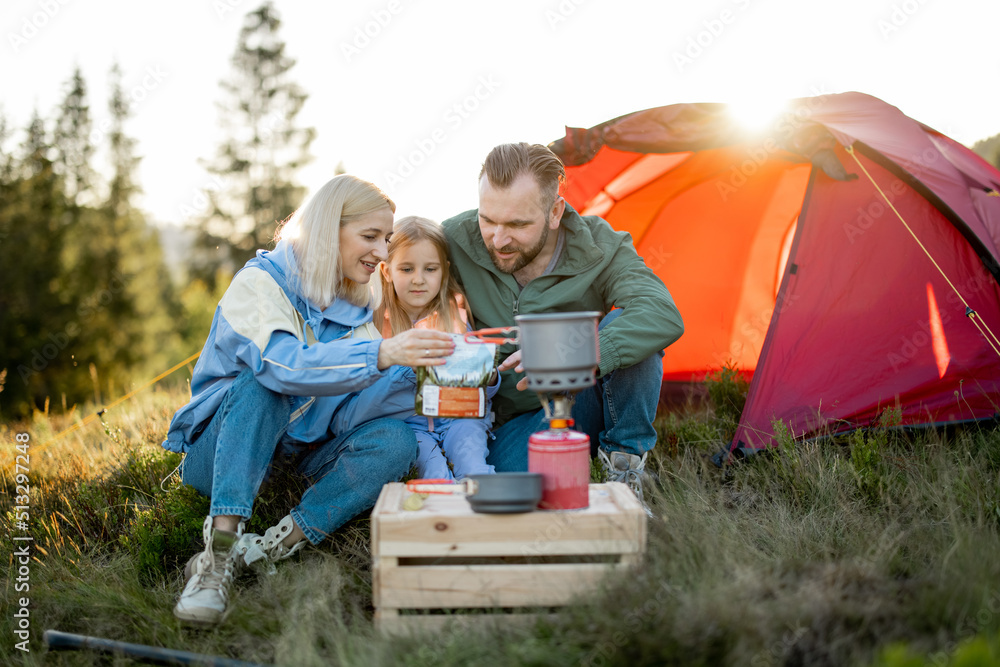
[406,472,544,514]
[464,311,601,392]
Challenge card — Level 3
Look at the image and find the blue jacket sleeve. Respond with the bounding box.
[213,267,389,396]
[250,330,386,396]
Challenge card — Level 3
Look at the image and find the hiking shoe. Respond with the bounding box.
[237,515,306,575]
[599,450,654,518]
[174,516,243,625]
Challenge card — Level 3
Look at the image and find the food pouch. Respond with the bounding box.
[415,333,496,418]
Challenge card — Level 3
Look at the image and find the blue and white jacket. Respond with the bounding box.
[162,240,416,454]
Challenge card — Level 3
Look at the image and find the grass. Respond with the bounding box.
[2,377,1000,666]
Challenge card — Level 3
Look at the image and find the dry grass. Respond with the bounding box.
[2,381,1000,666]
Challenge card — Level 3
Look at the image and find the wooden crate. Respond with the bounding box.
[371,482,647,634]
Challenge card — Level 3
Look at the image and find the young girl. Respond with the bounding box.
[375,216,497,480]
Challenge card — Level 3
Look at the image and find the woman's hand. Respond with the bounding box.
[497,349,529,391]
[377,329,455,370]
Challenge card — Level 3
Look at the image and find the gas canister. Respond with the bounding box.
[528,426,590,510]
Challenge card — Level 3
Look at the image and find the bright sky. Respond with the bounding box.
[2,0,999,228]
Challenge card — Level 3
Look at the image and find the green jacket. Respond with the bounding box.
[442,204,684,424]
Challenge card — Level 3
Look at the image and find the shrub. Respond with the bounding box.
[849,407,908,506]
[705,361,750,438]
[119,482,209,583]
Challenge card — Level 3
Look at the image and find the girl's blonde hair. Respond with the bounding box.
[375,216,471,336]
[276,174,395,309]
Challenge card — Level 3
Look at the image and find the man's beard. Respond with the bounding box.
[487,220,550,274]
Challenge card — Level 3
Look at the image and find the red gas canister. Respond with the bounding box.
[528,427,590,510]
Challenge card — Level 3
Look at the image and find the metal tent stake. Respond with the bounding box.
[44,630,270,667]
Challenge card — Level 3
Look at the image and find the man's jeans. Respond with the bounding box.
[487,309,663,472]
[181,368,417,544]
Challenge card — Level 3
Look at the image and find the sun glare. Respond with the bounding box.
[279,219,301,241]
[726,96,791,134]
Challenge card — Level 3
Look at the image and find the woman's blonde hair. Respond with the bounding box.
[375,216,470,336]
[276,174,395,309]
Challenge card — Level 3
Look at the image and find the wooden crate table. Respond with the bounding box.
[371,482,647,634]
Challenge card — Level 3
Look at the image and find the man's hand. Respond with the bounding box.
[497,349,529,391]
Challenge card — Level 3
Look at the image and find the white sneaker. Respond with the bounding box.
[237,515,306,575]
[173,517,243,625]
[599,450,654,517]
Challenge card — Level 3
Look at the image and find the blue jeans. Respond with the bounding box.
[181,368,417,544]
[410,415,495,480]
[486,310,663,472]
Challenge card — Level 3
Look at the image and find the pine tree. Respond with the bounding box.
[49,67,108,404]
[0,110,75,417]
[0,113,13,182]
[53,67,95,206]
[971,133,1000,171]
[22,110,52,177]
[106,63,140,222]
[0,66,186,419]
[192,1,315,286]
[53,66,134,406]
[0,113,8,403]
[97,63,183,387]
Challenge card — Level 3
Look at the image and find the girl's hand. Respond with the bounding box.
[377,329,455,370]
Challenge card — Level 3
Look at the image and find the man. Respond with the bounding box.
[442,143,683,503]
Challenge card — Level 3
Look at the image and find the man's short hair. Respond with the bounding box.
[480,142,566,212]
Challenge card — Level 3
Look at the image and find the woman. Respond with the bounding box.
[162,175,454,625]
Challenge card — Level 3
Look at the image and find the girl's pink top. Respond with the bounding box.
[380,293,469,338]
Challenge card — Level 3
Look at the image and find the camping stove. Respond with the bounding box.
[467,312,601,509]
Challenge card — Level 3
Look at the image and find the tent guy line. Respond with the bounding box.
[845,144,1000,359]
[35,351,203,455]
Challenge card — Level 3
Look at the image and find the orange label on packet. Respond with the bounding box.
[420,385,486,418]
